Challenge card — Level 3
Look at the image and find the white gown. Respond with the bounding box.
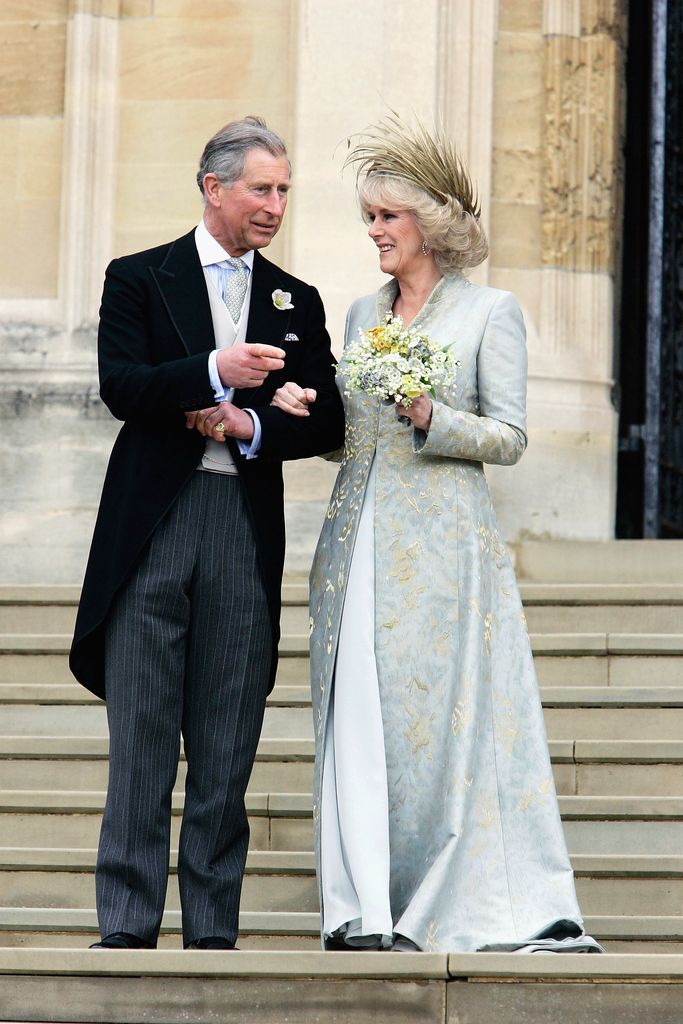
[320,460,394,947]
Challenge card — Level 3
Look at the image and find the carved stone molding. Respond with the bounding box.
[541,16,625,274]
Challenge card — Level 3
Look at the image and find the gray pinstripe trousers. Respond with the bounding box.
[96,471,272,947]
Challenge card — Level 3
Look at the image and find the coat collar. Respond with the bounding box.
[149,230,214,357]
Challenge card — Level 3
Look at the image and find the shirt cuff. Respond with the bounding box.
[208,350,234,403]
[236,409,261,459]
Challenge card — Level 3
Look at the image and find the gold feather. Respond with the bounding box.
[344,111,480,219]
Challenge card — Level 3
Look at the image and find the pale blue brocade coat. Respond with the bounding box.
[309,273,583,952]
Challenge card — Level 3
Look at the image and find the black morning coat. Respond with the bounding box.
[69,229,345,700]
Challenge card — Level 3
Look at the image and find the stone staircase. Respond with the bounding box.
[0,541,682,1022]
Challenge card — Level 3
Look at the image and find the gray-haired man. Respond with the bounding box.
[70,117,344,950]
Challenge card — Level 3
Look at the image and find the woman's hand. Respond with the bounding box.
[396,394,433,432]
[271,381,317,417]
[185,402,254,441]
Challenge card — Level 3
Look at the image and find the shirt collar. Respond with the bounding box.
[194,219,255,271]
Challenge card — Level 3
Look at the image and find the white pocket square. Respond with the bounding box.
[284,332,299,342]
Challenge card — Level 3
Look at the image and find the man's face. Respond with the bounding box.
[203,148,291,256]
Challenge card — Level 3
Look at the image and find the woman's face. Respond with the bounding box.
[366,205,423,281]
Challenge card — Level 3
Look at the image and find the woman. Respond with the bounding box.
[272,117,602,955]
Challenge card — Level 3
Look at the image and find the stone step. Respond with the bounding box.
[4,597,683,635]
[3,848,677,876]
[0,632,315,659]
[4,632,683,657]
[571,740,683,797]
[0,582,309,601]
[0,908,319,943]
[0,851,679,918]
[1,791,681,853]
[0,948,682,1024]
[2,696,682,741]
[524,605,683,632]
[3,633,683,658]
[2,580,682,615]
[0,681,313,706]
[1,908,681,951]
[0,652,313,689]
[0,600,309,637]
[0,799,310,853]
[0,738,680,797]
[0,703,310,739]
[3,790,677,821]
[1,865,318,915]
[1,927,679,956]
[2,682,682,708]
[514,539,683,583]
[0,735,316,794]
[3,647,682,690]
[520,583,683,603]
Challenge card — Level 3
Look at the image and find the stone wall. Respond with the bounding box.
[0,0,628,582]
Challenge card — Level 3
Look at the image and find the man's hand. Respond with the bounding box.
[186,402,254,441]
[216,343,285,389]
[270,381,317,417]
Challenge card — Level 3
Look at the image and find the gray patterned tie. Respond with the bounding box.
[221,257,249,325]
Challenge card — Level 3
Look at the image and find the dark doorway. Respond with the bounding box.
[615,0,652,537]
[616,0,683,537]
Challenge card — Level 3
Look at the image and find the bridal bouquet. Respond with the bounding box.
[342,313,457,408]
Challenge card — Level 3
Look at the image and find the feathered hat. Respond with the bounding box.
[344,111,480,219]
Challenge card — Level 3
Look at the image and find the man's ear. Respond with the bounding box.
[203,173,224,208]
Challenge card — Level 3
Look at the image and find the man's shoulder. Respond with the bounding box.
[253,251,319,297]
[108,230,196,272]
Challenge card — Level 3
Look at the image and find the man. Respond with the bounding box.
[70,117,344,951]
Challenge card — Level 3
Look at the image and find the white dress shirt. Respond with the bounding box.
[194,220,261,474]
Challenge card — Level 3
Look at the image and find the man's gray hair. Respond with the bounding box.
[196,116,289,198]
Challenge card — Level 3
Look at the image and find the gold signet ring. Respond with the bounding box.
[214,422,226,433]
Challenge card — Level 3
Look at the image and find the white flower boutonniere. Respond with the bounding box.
[272,289,294,311]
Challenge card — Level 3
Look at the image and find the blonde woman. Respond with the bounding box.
[272,117,602,955]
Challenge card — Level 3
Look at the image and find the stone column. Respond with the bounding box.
[487,0,625,544]
[437,0,498,285]
[59,0,120,336]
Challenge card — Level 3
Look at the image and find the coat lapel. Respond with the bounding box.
[149,230,215,357]
[234,250,293,408]
[246,250,293,346]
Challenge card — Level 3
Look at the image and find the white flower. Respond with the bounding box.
[272,289,294,311]
[340,314,457,408]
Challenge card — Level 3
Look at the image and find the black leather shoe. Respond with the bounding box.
[90,932,154,949]
[185,936,237,950]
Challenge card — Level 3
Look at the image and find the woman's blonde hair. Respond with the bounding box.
[346,112,488,272]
